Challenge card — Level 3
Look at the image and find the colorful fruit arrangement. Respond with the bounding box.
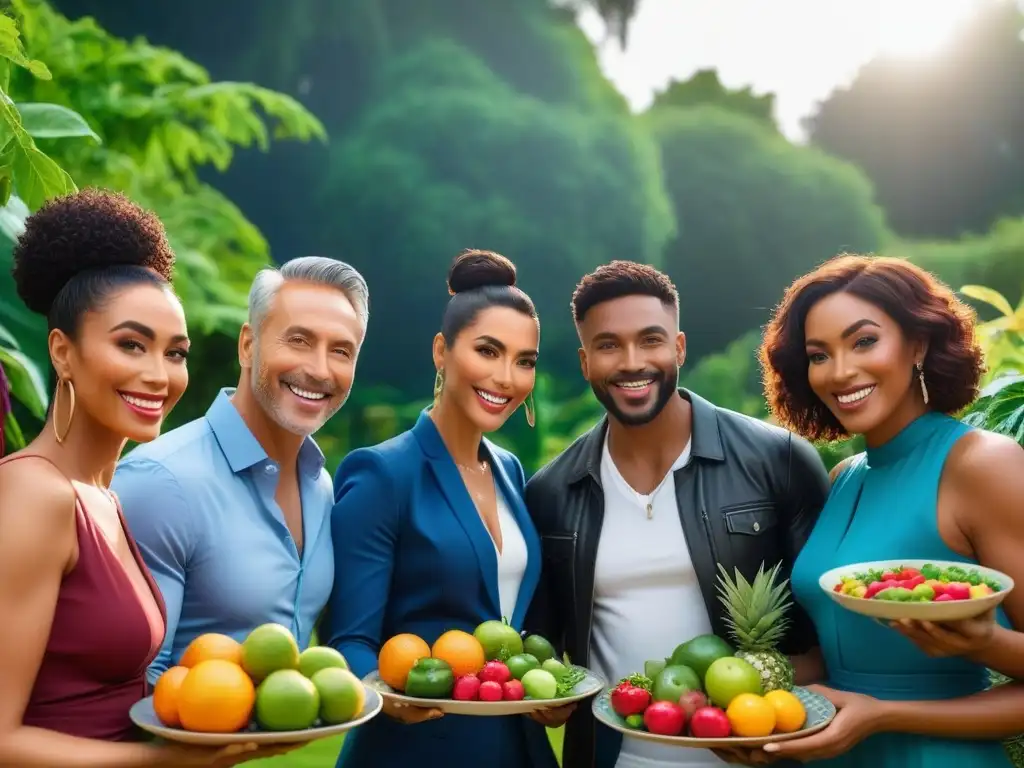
[833,563,1002,603]
[152,623,365,733]
[378,619,586,703]
[610,562,809,740]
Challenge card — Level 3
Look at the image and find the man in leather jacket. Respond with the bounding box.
[525,261,830,768]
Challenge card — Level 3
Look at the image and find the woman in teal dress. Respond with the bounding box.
[751,253,1024,767]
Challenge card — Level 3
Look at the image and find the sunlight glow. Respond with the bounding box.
[871,0,980,59]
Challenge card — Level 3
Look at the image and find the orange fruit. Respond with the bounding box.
[152,665,189,727]
[179,633,242,668]
[726,693,777,737]
[378,634,430,692]
[177,659,255,733]
[763,689,806,733]
[431,630,485,677]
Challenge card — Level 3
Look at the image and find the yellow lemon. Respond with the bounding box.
[726,693,776,737]
[763,689,807,733]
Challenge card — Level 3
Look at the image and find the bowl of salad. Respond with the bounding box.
[819,560,1013,621]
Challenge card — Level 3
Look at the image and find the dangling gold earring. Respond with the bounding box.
[915,362,929,405]
[52,378,76,444]
[524,391,536,428]
[433,368,445,403]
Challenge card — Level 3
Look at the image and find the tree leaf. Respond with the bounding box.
[0,15,50,81]
[15,102,100,142]
[4,410,27,454]
[11,143,76,211]
[960,284,1015,318]
[0,344,48,419]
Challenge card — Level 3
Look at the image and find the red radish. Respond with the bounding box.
[864,581,889,599]
[479,661,512,685]
[610,681,651,717]
[901,575,926,590]
[689,706,731,738]
[944,583,971,600]
[502,680,525,701]
[452,674,481,701]
[479,681,503,701]
[678,690,708,719]
[897,567,921,580]
[643,701,686,736]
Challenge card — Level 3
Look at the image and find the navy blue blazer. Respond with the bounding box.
[322,410,558,768]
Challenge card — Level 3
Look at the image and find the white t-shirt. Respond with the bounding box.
[592,434,728,768]
[494,488,528,622]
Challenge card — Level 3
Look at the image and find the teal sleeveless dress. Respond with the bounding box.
[790,412,1014,767]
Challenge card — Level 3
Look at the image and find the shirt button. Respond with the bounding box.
[753,522,761,532]
[265,463,278,475]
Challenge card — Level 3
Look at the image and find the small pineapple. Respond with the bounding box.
[715,561,796,693]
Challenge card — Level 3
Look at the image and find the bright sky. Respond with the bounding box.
[579,0,985,142]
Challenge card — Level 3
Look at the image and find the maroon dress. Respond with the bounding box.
[2,454,166,741]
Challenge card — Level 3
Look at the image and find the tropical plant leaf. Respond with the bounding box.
[961,284,1016,318]
[3,409,26,453]
[0,344,47,419]
[16,102,100,142]
[962,378,1024,444]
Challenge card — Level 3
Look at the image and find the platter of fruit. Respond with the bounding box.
[362,620,605,715]
[819,560,1013,621]
[593,562,836,747]
[131,623,382,745]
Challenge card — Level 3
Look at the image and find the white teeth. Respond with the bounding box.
[121,394,163,410]
[287,384,328,401]
[476,389,510,405]
[837,386,875,404]
[617,379,653,389]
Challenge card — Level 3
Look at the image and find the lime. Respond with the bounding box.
[704,656,763,709]
[670,634,735,682]
[523,634,556,663]
[506,653,540,681]
[298,646,348,679]
[521,668,558,700]
[311,667,365,725]
[652,665,702,702]
[242,623,300,682]
[473,620,523,661]
[255,669,320,731]
[541,658,568,680]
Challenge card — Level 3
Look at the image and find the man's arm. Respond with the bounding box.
[111,459,194,685]
[779,433,830,658]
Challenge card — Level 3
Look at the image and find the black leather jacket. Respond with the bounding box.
[524,389,830,768]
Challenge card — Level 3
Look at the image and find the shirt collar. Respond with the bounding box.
[205,388,326,478]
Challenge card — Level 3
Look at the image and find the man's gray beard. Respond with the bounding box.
[250,348,346,437]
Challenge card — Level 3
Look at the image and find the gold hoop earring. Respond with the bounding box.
[524,391,536,428]
[53,378,76,445]
[433,368,445,402]
[915,362,929,406]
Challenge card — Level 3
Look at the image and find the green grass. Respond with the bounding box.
[249,727,564,767]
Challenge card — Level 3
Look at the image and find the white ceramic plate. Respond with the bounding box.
[592,686,835,748]
[362,668,606,716]
[819,559,1013,621]
[129,686,382,746]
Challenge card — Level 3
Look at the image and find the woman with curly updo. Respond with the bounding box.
[0,189,284,766]
[745,254,1024,767]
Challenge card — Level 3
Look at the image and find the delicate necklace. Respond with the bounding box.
[637,472,674,520]
[457,460,491,504]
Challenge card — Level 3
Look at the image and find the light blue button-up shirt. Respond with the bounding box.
[113,388,335,684]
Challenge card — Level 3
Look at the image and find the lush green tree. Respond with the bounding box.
[323,39,675,389]
[806,0,1024,239]
[647,105,888,360]
[651,69,777,129]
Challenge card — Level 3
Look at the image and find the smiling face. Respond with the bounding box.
[804,290,926,440]
[577,295,684,426]
[434,306,538,434]
[241,281,364,436]
[50,283,190,444]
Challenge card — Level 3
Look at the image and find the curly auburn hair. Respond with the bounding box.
[12,187,175,336]
[758,253,985,442]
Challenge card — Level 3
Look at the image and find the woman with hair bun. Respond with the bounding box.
[740,253,1024,767]
[323,249,565,768]
[0,189,288,766]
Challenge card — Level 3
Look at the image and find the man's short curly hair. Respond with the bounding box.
[759,253,985,442]
[571,260,678,325]
[12,187,175,335]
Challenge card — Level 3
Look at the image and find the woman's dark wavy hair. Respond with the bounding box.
[758,253,985,442]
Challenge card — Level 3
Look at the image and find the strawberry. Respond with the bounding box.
[901,574,926,590]
[452,674,481,701]
[833,582,844,593]
[611,680,652,718]
[944,582,971,600]
[898,567,921,580]
[864,581,889,599]
[934,593,956,602]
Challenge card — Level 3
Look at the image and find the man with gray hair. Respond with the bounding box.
[113,256,369,683]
